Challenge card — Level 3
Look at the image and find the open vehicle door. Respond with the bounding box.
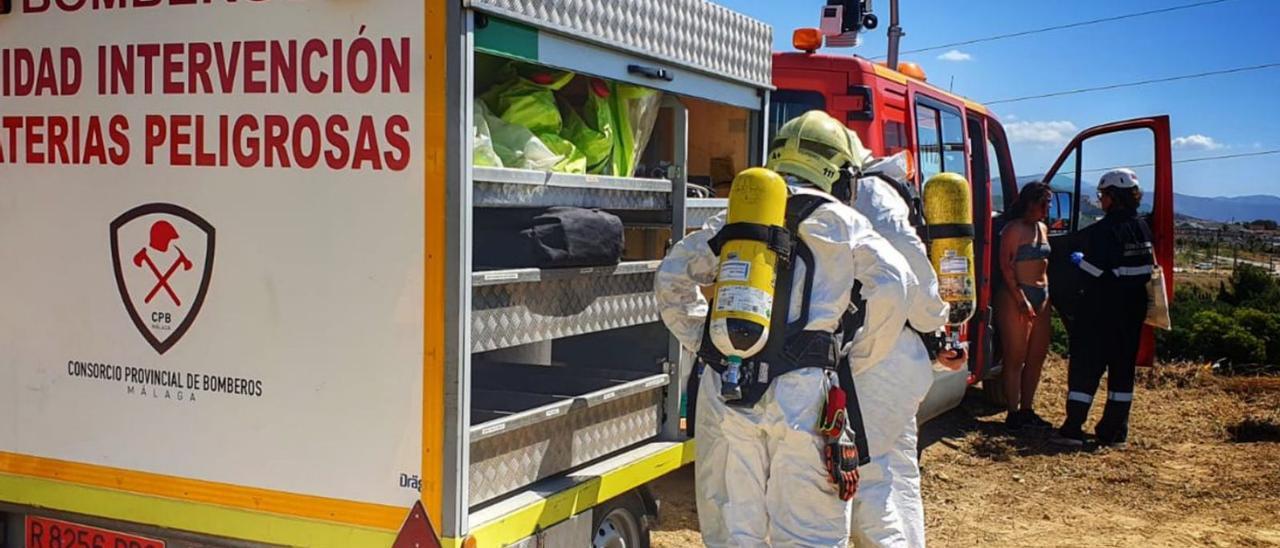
[1040,116,1174,367]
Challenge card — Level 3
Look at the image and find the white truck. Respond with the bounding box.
[1,0,779,546]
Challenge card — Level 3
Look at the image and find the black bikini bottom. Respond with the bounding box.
[1019,284,1048,311]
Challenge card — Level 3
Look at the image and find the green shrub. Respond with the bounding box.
[1228,264,1280,309]
[1050,314,1069,356]
[1155,259,1280,365]
[1188,310,1233,357]
[1221,328,1267,364]
[1232,308,1280,363]
[1180,309,1266,364]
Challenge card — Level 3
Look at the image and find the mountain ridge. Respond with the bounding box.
[1174,193,1280,223]
[1012,175,1280,222]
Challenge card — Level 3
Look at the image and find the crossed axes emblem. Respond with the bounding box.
[131,220,193,306]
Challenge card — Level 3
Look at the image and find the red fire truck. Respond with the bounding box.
[770,31,1175,412]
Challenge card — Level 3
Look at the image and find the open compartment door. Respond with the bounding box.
[1039,116,1173,367]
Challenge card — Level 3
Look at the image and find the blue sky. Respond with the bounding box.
[716,0,1280,198]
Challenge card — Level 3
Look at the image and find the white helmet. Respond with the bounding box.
[1098,168,1140,190]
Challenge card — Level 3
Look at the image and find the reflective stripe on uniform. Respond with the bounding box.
[1113,265,1154,277]
[1124,243,1154,256]
[1108,392,1134,402]
[1068,391,1094,403]
[1078,260,1104,277]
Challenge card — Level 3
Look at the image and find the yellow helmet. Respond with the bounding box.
[766,110,869,193]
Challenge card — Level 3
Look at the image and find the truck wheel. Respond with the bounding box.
[592,491,651,548]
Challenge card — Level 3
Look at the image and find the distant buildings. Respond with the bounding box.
[1177,219,1280,254]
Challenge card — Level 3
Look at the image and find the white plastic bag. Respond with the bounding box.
[480,102,564,171]
[1146,264,1172,330]
[473,103,504,168]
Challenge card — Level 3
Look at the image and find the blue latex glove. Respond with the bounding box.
[1070,251,1085,266]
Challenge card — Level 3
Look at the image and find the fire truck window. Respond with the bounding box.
[983,138,1003,213]
[940,108,968,178]
[1077,129,1157,230]
[967,117,990,192]
[769,90,826,142]
[986,124,1015,214]
[1046,146,1078,233]
[915,105,943,181]
[883,120,908,155]
[915,97,968,182]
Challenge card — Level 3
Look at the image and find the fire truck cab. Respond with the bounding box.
[771,44,1175,415]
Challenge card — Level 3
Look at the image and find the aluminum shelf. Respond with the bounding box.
[473,166,672,210]
[685,198,726,230]
[468,369,666,505]
[470,370,669,441]
[471,261,661,352]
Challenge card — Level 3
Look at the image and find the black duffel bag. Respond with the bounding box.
[474,206,624,269]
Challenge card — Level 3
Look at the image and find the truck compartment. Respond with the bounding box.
[470,49,757,264]
[469,324,669,505]
[470,261,660,352]
[464,37,760,510]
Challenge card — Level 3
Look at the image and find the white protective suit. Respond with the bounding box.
[656,184,914,548]
[848,154,951,548]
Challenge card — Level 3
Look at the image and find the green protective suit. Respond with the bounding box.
[541,133,587,174]
[561,78,616,174]
[482,65,574,133]
[479,101,580,172]
[480,64,586,173]
[609,83,661,178]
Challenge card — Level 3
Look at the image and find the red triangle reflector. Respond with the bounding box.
[393,501,443,548]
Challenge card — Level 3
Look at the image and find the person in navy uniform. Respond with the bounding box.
[1052,168,1154,449]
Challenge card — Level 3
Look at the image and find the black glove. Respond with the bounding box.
[824,429,860,501]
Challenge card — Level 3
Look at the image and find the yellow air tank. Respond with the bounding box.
[922,172,976,326]
[710,168,789,399]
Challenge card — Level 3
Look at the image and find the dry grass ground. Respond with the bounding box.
[1178,270,1232,294]
[650,358,1280,547]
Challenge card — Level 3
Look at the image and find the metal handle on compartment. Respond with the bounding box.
[628,64,673,82]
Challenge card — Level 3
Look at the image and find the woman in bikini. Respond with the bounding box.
[997,182,1055,431]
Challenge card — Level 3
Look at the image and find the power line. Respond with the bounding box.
[1089,149,1280,173]
[985,62,1280,105]
[1025,149,1280,180]
[1170,148,1280,166]
[872,0,1234,58]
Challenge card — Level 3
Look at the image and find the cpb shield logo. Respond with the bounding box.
[110,204,215,354]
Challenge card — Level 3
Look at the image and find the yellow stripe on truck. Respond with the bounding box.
[0,473,398,547]
[964,100,989,116]
[422,0,449,531]
[456,440,697,548]
[870,63,991,116]
[0,452,405,531]
[872,63,909,85]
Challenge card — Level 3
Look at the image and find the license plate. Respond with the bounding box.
[25,516,165,548]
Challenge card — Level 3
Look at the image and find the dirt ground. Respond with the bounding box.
[650,357,1280,547]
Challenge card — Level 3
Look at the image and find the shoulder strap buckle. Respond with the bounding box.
[706,223,793,259]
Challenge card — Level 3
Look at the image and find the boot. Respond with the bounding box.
[1052,400,1090,447]
[1095,399,1132,448]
